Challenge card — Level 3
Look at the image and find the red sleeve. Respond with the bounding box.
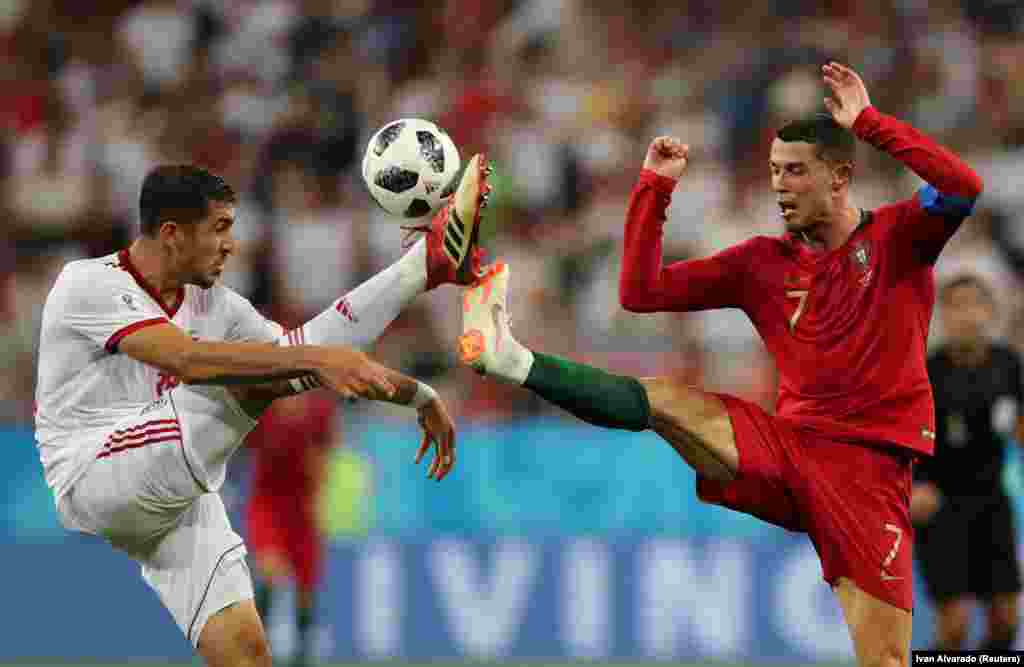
[619,169,751,313]
[852,107,982,199]
[854,107,984,265]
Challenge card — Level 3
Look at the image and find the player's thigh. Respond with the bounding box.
[140,493,253,648]
[197,598,271,667]
[167,384,259,493]
[640,376,738,479]
[665,388,803,532]
[834,577,912,667]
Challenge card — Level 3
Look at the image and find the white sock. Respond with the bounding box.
[485,303,535,385]
[279,239,426,352]
[500,342,534,386]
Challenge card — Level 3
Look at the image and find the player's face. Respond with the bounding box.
[769,139,837,233]
[942,284,994,346]
[181,201,237,288]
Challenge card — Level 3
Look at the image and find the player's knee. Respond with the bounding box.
[988,603,1019,647]
[936,599,971,649]
[856,639,907,667]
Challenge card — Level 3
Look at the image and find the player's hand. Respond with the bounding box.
[822,61,872,129]
[414,397,456,481]
[314,347,397,401]
[643,136,689,181]
[910,482,942,525]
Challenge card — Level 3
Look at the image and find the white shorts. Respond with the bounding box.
[59,384,259,647]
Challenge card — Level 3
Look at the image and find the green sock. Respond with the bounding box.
[254,582,272,620]
[524,352,650,431]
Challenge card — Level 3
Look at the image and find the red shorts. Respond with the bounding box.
[246,495,323,592]
[697,394,915,611]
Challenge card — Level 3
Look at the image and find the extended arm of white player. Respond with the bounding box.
[118,320,438,406]
[118,321,327,385]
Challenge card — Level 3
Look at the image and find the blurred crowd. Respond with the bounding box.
[2,0,1024,425]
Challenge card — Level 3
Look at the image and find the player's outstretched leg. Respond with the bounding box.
[458,263,738,480]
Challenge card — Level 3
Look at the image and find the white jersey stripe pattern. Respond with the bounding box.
[97,418,182,459]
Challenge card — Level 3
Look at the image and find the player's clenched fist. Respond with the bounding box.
[314,346,396,401]
[643,136,689,181]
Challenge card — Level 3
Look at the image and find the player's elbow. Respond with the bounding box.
[961,167,983,201]
[619,288,656,313]
[619,276,654,311]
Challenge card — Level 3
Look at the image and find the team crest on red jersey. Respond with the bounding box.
[850,240,873,286]
[851,240,871,270]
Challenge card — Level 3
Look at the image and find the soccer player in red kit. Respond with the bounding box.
[458,62,983,666]
[245,391,337,667]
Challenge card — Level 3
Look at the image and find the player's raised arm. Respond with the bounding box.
[824,62,982,200]
[619,137,750,313]
[823,62,983,261]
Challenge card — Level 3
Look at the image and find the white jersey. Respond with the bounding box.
[35,250,282,501]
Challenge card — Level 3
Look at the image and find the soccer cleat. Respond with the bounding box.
[422,153,493,289]
[457,262,532,384]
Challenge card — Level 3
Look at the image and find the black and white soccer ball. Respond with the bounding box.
[362,118,461,220]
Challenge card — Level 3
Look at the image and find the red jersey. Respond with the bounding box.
[246,392,337,500]
[619,107,983,456]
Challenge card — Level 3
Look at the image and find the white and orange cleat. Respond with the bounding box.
[457,262,533,385]
[419,153,494,290]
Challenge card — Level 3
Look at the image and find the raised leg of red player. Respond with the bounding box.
[639,376,739,482]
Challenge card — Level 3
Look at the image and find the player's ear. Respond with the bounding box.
[157,220,178,242]
[157,220,189,251]
[832,161,853,191]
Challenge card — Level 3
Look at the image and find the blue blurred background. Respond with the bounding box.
[2,0,1024,663]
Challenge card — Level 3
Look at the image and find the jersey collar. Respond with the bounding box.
[782,209,873,263]
[118,249,185,318]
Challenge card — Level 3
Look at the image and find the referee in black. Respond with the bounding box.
[913,274,1022,650]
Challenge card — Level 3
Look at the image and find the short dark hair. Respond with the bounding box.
[776,113,857,165]
[940,273,995,305]
[138,165,236,236]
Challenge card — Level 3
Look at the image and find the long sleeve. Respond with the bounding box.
[619,169,750,313]
[855,107,984,266]
[852,106,983,200]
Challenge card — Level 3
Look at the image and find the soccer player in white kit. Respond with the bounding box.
[34,158,493,666]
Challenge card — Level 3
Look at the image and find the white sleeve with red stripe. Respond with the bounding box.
[56,264,169,353]
[221,286,283,343]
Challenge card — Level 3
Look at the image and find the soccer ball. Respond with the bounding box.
[362,118,461,220]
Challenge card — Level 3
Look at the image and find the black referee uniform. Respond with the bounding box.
[916,344,1023,602]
